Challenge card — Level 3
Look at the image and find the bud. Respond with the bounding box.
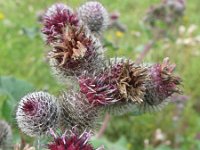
[164,0,185,14]
[59,91,100,133]
[139,58,182,113]
[0,120,12,149]
[42,3,79,44]
[16,92,60,137]
[144,0,185,29]
[49,25,104,78]
[78,1,109,34]
[48,128,104,150]
[78,58,149,115]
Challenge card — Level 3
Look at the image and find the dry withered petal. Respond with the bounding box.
[49,26,92,67]
[79,58,149,107]
[116,61,149,103]
[49,25,104,78]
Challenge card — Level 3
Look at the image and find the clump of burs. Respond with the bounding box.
[0,1,182,150]
[144,0,185,27]
[143,0,186,38]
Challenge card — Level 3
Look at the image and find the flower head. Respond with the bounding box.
[58,91,100,133]
[164,0,185,13]
[48,128,98,150]
[144,0,185,30]
[150,57,181,97]
[42,3,79,44]
[0,120,12,149]
[78,1,109,34]
[49,25,103,78]
[78,58,149,115]
[139,58,182,113]
[16,92,60,137]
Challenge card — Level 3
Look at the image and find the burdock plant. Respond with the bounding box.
[15,1,183,149]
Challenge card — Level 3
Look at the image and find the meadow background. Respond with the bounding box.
[0,0,200,149]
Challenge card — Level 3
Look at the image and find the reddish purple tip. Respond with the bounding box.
[42,3,79,44]
[79,74,117,106]
[150,57,181,97]
[48,129,94,150]
[22,99,38,116]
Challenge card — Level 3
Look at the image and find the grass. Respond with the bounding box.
[0,0,200,149]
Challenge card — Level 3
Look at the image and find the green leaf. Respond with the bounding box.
[0,76,34,122]
[2,98,14,122]
[0,76,34,100]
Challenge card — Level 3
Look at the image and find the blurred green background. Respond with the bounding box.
[0,0,200,150]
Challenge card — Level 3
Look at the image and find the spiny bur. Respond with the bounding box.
[78,1,109,35]
[16,92,60,137]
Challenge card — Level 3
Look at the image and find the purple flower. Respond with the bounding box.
[42,3,79,44]
[78,58,149,115]
[139,58,182,113]
[149,57,181,98]
[79,59,148,106]
[48,128,102,150]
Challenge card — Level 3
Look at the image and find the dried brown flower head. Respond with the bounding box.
[117,61,149,103]
[49,25,104,78]
[50,26,92,67]
[79,58,149,115]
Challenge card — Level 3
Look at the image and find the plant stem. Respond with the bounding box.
[96,113,110,138]
[135,40,154,64]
